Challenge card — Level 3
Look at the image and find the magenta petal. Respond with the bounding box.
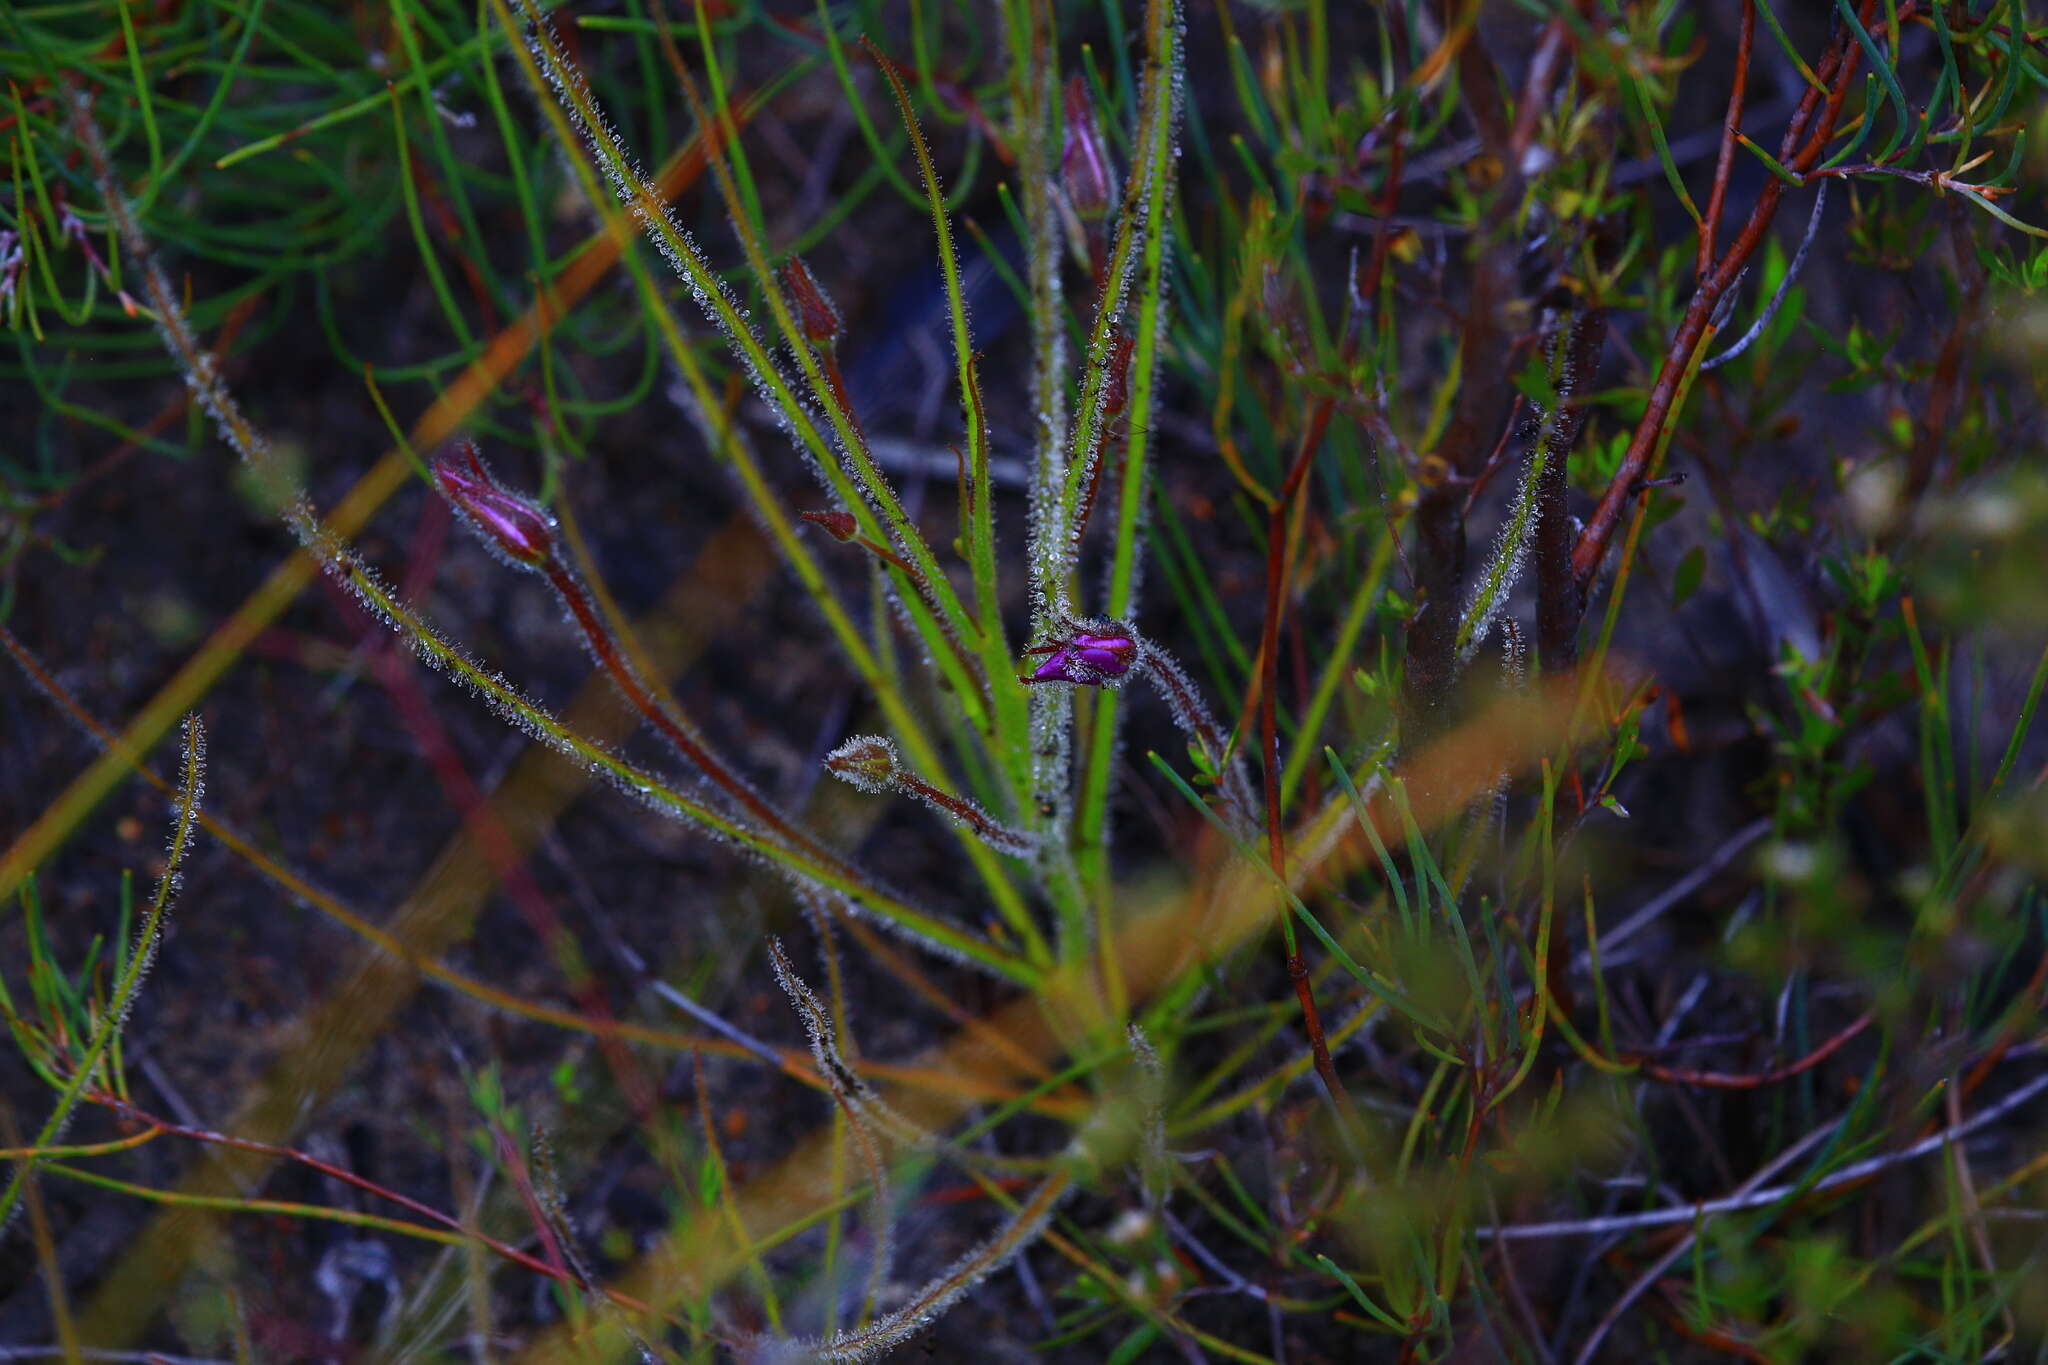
[1023,626,1137,686]
[1029,647,1081,684]
[1070,632,1136,677]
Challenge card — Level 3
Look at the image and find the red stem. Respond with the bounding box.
[1639,1009,1875,1089]
[1698,1,1755,282]
[543,562,847,873]
[94,1096,666,1319]
[1572,2,1878,593]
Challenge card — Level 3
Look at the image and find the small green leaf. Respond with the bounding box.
[550,1055,582,1106]
[1512,351,1559,407]
[1672,545,1706,608]
[1644,491,1686,530]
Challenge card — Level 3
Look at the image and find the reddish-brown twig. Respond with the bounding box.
[1898,198,1989,521]
[1252,398,1348,1114]
[1638,1009,1876,1089]
[1571,3,1880,594]
[1698,0,1756,282]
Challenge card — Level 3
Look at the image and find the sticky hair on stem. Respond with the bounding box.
[825,736,1035,857]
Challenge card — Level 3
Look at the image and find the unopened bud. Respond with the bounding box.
[824,734,899,793]
[1061,75,1114,221]
[800,509,858,541]
[433,442,555,569]
[782,255,841,349]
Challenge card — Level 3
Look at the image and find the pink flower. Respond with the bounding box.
[1021,624,1138,686]
[433,442,555,570]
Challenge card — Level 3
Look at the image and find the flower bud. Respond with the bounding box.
[782,255,841,350]
[800,509,858,541]
[1061,75,1114,222]
[824,734,898,793]
[433,443,555,569]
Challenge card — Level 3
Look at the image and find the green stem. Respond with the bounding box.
[0,717,203,1233]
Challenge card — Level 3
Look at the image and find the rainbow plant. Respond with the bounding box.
[59,0,1247,1354]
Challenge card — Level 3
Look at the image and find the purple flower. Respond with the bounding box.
[1021,624,1138,687]
[433,443,555,570]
